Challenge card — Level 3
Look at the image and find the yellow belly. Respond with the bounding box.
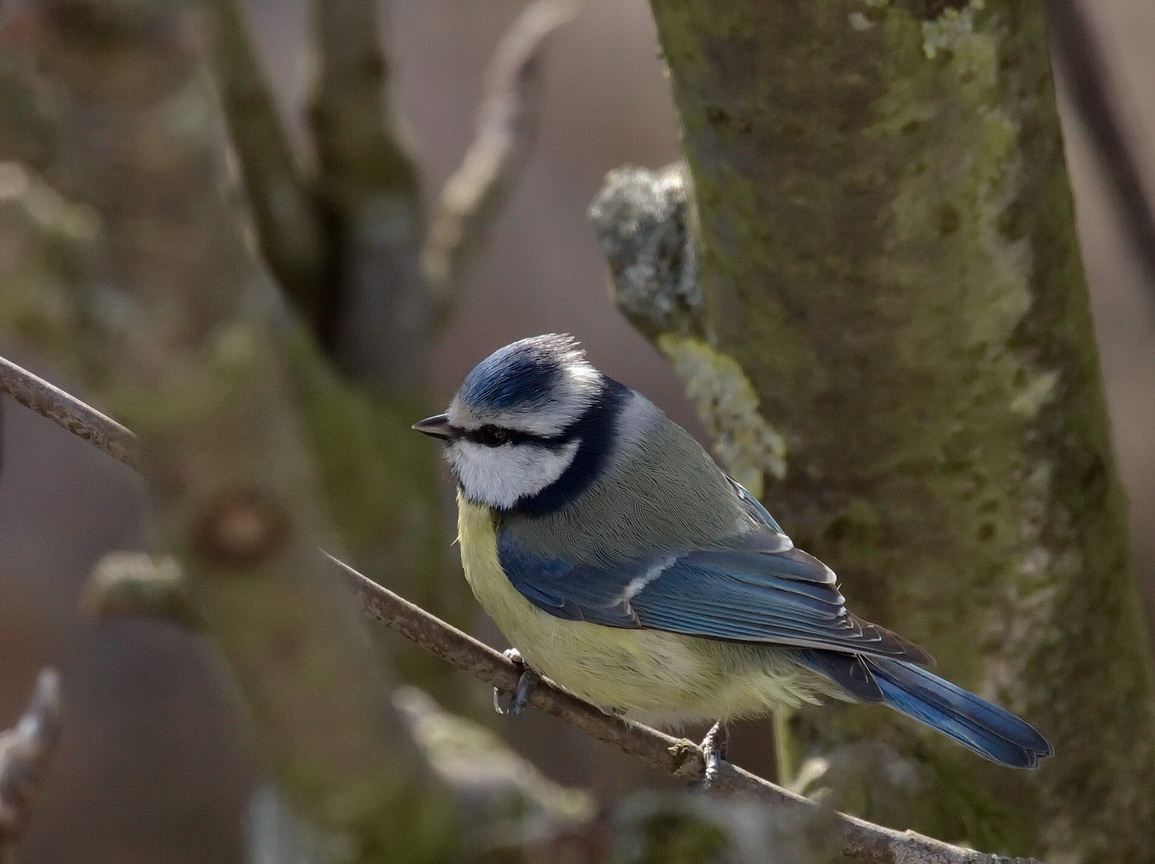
[457,494,825,726]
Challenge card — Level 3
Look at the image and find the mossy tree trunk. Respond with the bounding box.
[634,1,1155,859]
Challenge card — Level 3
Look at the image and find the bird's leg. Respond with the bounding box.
[700,720,730,789]
[493,647,540,716]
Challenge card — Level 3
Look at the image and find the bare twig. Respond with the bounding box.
[1046,0,1155,296]
[0,355,1044,864]
[0,355,137,468]
[0,670,62,863]
[208,0,325,317]
[422,0,580,319]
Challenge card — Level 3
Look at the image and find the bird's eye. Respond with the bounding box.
[476,425,510,447]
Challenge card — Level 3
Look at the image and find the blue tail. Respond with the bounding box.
[867,657,1053,768]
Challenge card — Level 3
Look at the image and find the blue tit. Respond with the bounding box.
[414,334,1052,769]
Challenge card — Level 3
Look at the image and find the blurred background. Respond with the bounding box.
[1,0,1152,860]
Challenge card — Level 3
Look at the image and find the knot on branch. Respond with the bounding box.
[589,163,702,341]
[194,489,290,568]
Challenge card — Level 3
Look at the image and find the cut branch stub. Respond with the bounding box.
[589,163,703,341]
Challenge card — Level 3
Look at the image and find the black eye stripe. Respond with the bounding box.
[461,424,574,449]
[474,425,509,447]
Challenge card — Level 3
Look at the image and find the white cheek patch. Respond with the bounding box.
[447,439,581,509]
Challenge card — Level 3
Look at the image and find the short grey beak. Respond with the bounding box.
[412,413,454,440]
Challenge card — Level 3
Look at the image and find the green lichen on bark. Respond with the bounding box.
[657,334,786,495]
[644,0,1155,859]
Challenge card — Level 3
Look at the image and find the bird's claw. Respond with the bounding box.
[700,720,730,790]
[494,648,539,716]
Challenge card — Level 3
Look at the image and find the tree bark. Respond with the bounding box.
[621,1,1155,859]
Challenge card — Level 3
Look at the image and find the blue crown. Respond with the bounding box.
[458,334,585,412]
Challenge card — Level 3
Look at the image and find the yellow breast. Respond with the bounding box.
[456,493,822,726]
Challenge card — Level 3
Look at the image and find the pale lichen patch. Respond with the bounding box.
[657,334,786,496]
[921,2,986,61]
[1009,368,1061,416]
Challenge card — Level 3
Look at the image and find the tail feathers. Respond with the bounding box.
[867,657,1053,769]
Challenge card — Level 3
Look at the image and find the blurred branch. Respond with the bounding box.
[207,0,326,317]
[0,670,62,864]
[308,0,427,387]
[310,0,416,202]
[6,1,457,858]
[1,347,1044,864]
[1046,0,1155,296]
[422,0,579,320]
[302,1,464,673]
[0,354,137,468]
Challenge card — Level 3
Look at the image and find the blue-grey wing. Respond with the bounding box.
[497,525,932,665]
[726,475,784,533]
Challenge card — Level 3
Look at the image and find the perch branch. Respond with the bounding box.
[0,669,62,863]
[0,355,137,468]
[0,351,1044,864]
[423,0,579,320]
[336,556,1043,864]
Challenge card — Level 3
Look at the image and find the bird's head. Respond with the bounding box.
[413,334,614,510]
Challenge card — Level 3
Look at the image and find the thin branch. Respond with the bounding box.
[0,352,1044,864]
[207,0,326,318]
[0,669,62,864]
[0,355,137,468]
[1046,0,1155,297]
[422,0,580,321]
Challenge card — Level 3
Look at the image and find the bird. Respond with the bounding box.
[413,334,1053,776]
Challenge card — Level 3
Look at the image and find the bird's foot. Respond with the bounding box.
[493,648,539,716]
[700,720,730,789]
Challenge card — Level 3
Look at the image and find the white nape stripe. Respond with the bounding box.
[448,438,581,510]
[599,389,665,475]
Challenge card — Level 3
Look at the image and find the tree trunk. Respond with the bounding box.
[621,1,1155,858]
